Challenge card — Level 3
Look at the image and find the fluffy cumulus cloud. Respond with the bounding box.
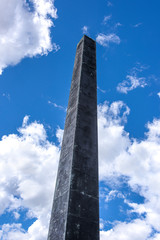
[96,33,120,47]
[0,116,60,239]
[100,219,151,240]
[0,0,59,74]
[98,101,160,239]
[98,101,130,180]
[117,64,148,93]
[1,101,160,239]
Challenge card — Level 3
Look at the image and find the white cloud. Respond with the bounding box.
[0,224,26,240]
[157,92,160,98]
[0,0,59,74]
[133,23,143,28]
[0,117,60,239]
[13,211,20,220]
[100,219,105,230]
[82,26,89,35]
[2,93,10,100]
[117,64,148,93]
[149,233,160,240]
[96,33,120,47]
[56,127,64,146]
[98,86,106,93]
[114,22,122,29]
[98,101,130,127]
[2,100,160,239]
[98,101,160,239]
[48,100,66,111]
[105,190,118,202]
[0,222,48,240]
[103,15,112,25]
[117,75,147,94]
[105,190,125,202]
[100,219,151,240]
[98,101,130,180]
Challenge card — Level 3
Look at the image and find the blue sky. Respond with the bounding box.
[0,0,160,239]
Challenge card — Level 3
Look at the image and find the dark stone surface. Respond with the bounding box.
[48,35,99,240]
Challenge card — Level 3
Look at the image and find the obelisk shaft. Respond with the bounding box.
[48,35,99,240]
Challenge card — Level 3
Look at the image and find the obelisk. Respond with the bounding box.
[48,35,99,240]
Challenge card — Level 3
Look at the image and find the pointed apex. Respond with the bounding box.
[77,35,96,49]
[83,34,95,41]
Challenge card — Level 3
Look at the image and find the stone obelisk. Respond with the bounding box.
[48,35,99,240]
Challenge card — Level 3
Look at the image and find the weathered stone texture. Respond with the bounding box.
[48,35,99,240]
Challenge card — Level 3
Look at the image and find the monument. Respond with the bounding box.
[48,35,99,240]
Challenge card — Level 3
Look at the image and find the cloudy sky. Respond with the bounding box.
[0,0,160,239]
